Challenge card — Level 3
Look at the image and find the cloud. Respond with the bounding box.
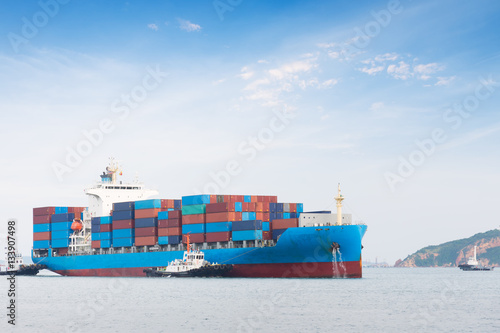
[268,60,315,80]
[374,53,398,62]
[239,66,254,80]
[147,23,159,31]
[359,65,385,75]
[387,61,412,80]
[370,102,385,111]
[435,76,456,86]
[212,78,226,85]
[257,59,269,64]
[413,63,444,80]
[178,19,202,32]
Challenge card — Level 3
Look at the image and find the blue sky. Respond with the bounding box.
[1,0,500,264]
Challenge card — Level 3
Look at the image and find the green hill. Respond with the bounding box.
[395,229,500,267]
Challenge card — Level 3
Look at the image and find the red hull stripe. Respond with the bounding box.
[54,260,362,278]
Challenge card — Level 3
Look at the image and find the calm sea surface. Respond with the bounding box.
[1,268,499,333]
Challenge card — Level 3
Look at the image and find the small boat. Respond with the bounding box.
[0,253,45,276]
[143,235,233,277]
[458,246,493,271]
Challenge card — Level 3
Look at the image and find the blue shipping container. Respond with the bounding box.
[91,217,101,225]
[290,212,296,218]
[232,220,262,231]
[101,239,111,248]
[135,199,162,210]
[91,224,101,233]
[92,232,101,241]
[182,194,211,206]
[263,222,270,231]
[269,203,277,213]
[158,236,169,245]
[113,210,134,220]
[113,201,135,211]
[272,229,287,240]
[113,238,133,247]
[55,207,68,214]
[113,228,134,238]
[283,212,291,219]
[52,238,70,248]
[33,223,50,233]
[100,216,112,225]
[206,222,232,233]
[297,203,303,213]
[100,232,111,240]
[51,222,72,231]
[135,218,157,228]
[182,223,205,234]
[242,212,256,221]
[276,212,283,220]
[174,200,182,210]
[33,240,50,249]
[168,235,182,244]
[232,230,263,241]
[244,195,251,203]
[276,203,284,213]
[270,212,277,221]
[51,213,75,223]
[234,202,243,212]
[158,211,169,220]
[52,230,72,239]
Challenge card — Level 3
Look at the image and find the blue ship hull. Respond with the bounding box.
[32,225,367,278]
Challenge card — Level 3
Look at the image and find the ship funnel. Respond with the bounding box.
[334,183,345,226]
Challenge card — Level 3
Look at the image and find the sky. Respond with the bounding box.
[1,0,500,264]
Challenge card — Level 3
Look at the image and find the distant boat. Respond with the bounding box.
[458,246,493,271]
[0,252,45,276]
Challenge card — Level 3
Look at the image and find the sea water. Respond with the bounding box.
[1,268,498,332]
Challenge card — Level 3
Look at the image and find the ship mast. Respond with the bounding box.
[334,183,344,226]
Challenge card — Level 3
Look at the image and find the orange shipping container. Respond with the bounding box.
[256,212,270,222]
[91,240,100,249]
[135,208,161,219]
[167,227,182,236]
[182,214,206,225]
[271,218,299,230]
[135,236,157,246]
[206,212,242,223]
[158,228,169,237]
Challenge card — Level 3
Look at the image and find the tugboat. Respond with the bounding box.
[143,235,233,277]
[458,246,493,271]
[0,252,45,276]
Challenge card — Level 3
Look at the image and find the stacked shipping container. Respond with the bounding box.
[112,201,135,247]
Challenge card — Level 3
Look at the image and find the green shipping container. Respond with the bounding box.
[182,204,206,215]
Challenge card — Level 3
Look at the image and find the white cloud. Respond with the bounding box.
[321,79,338,88]
[239,66,254,80]
[212,78,226,85]
[147,23,159,31]
[359,65,385,75]
[257,59,268,64]
[413,63,444,80]
[268,60,315,80]
[178,19,202,32]
[374,53,399,62]
[317,42,337,49]
[244,78,271,91]
[370,102,385,111]
[387,61,412,80]
[435,76,456,86]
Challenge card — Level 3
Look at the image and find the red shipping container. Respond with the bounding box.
[161,199,174,209]
[68,207,86,214]
[100,224,112,232]
[135,227,157,237]
[206,202,235,213]
[183,233,204,243]
[269,196,278,203]
[33,232,51,241]
[256,212,270,222]
[210,195,217,203]
[271,218,299,230]
[242,202,257,212]
[91,240,100,249]
[262,231,272,240]
[33,207,55,216]
[168,210,182,219]
[135,236,157,246]
[206,212,242,223]
[256,202,270,212]
[290,203,297,213]
[158,219,169,228]
[135,208,161,219]
[206,231,231,243]
[33,214,51,224]
[57,248,68,255]
[158,228,168,237]
[113,219,135,229]
[223,195,230,202]
[167,219,182,228]
[167,227,182,236]
[182,214,205,225]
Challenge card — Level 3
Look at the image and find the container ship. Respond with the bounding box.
[32,160,367,278]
